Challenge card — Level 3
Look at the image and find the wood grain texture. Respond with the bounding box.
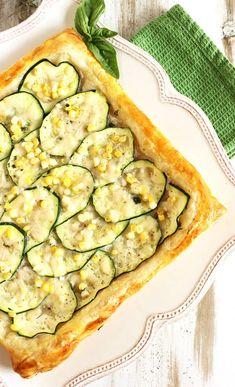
[0,1,234,387]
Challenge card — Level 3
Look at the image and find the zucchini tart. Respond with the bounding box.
[0,29,224,377]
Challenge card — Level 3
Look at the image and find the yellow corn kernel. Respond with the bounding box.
[33,138,39,148]
[30,157,40,165]
[126,231,135,240]
[39,152,47,161]
[119,136,127,143]
[73,254,81,262]
[88,223,96,230]
[34,148,41,156]
[72,185,80,194]
[125,174,137,184]
[24,141,33,152]
[10,324,18,331]
[106,144,113,153]
[15,159,24,168]
[5,227,13,238]
[158,214,165,221]
[4,202,11,210]
[8,310,16,318]
[23,225,30,232]
[80,269,88,281]
[87,123,95,132]
[16,217,25,224]
[111,249,118,256]
[32,83,41,92]
[130,224,137,232]
[63,177,71,188]
[52,91,59,100]
[96,164,106,173]
[169,196,176,204]
[114,150,122,158]
[23,203,33,213]
[90,145,100,155]
[44,175,53,185]
[105,216,111,222]
[78,282,87,291]
[111,134,120,142]
[139,185,148,195]
[139,232,148,241]
[35,278,44,288]
[78,241,86,250]
[68,110,77,119]
[40,200,47,209]
[2,272,10,280]
[147,194,154,202]
[42,281,54,293]
[41,160,49,169]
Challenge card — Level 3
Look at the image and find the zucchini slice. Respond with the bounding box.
[69,250,115,310]
[35,165,94,225]
[93,160,166,222]
[13,279,77,337]
[0,266,47,313]
[56,203,128,252]
[0,124,11,161]
[19,60,80,113]
[1,187,59,251]
[106,215,161,277]
[40,91,109,158]
[70,128,134,186]
[0,159,14,217]
[157,184,189,243]
[0,92,43,142]
[27,232,93,277]
[0,223,26,283]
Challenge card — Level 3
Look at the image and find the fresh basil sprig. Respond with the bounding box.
[75,0,119,79]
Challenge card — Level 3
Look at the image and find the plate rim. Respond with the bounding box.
[0,2,234,386]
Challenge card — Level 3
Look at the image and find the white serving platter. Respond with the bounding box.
[0,1,234,386]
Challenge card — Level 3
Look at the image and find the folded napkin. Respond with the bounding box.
[131,4,235,159]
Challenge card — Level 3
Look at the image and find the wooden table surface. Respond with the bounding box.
[0,1,235,387]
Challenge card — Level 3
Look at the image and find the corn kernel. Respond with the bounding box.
[136,225,143,234]
[169,196,177,203]
[97,164,106,173]
[90,145,100,155]
[8,311,16,318]
[30,157,40,165]
[140,185,148,195]
[2,273,10,280]
[4,202,11,210]
[63,177,71,188]
[34,148,41,156]
[52,91,59,100]
[5,227,13,238]
[111,249,118,256]
[114,150,122,158]
[139,232,148,241]
[27,152,34,159]
[87,124,95,132]
[44,175,53,185]
[9,209,18,218]
[10,324,18,331]
[126,231,135,240]
[125,174,137,184]
[15,159,24,168]
[79,241,86,250]
[130,224,137,232]
[68,110,76,119]
[149,201,157,209]
[106,144,113,153]
[158,214,165,221]
[40,200,47,209]
[88,223,96,230]
[119,136,127,143]
[39,152,47,161]
[24,142,33,152]
[42,281,54,293]
[78,282,87,291]
[73,254,81,262]
[147,194,154,202]
[16,217,25,224]
[33,138,39,147]
[80,269,88,280]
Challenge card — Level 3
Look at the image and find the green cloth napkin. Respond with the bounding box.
[131,4,235,159]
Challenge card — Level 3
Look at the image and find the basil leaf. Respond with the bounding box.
[86,38,120,79]
[75,5,91,39]
[92,27,118,38]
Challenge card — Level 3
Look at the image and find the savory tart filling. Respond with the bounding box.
[0,59,189,338]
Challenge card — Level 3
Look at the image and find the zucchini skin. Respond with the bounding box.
[158,183,190,245]
[0,222,26,284]
[13,282,77,338]
[18,59,81,114]
[0,124,12,162]
[0,90,45,120]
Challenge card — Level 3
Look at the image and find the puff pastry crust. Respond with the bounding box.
[0,28,225,378]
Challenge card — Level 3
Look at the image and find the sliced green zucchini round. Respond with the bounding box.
[19,60,80,113]
[0,92,44,143]
[13,279,77,337]
[39,91,109,158]
[0,159,14,217]
[35,165,94,225]
[106,215,161,277]
[0,124,11,161]
[70,127,134,186]
[1,187,59,251]
[56,203,128,252]
[93,160,166,222]
[0,223,26,283]
[0,266,47,313]
[69,250,115,310]
[156,184,189,244]
[27,232,93,277]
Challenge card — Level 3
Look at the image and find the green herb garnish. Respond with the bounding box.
[74,0,119,79]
